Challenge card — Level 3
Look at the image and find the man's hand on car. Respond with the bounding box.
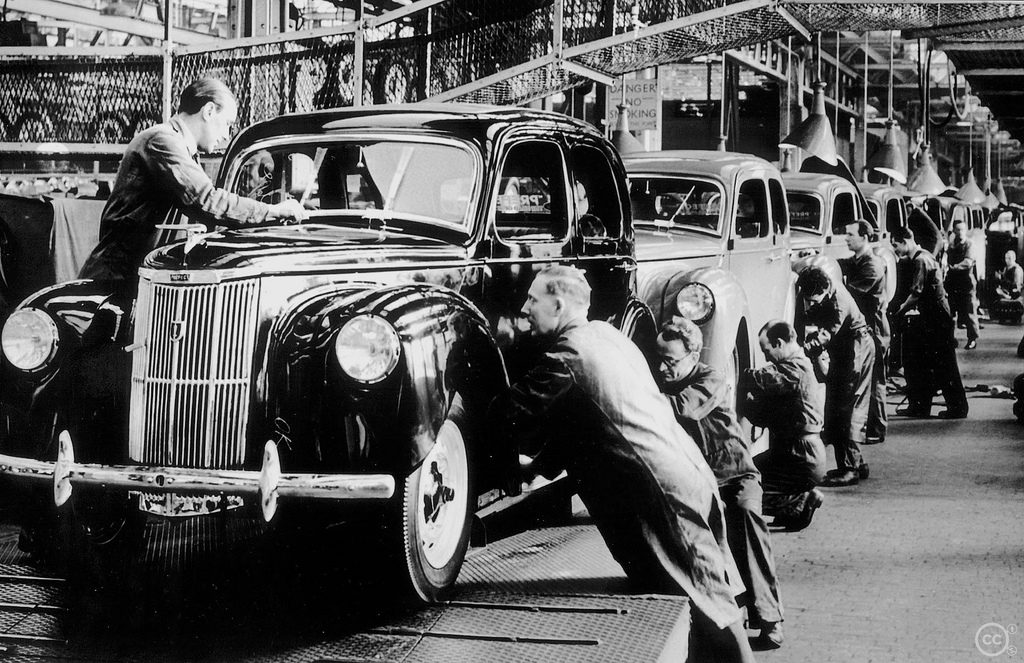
[269,198,309,224]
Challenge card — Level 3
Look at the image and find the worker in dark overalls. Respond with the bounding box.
[891,227,969,418]
[795,266,874,487]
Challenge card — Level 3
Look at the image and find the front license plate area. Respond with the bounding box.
[134,492,245,517]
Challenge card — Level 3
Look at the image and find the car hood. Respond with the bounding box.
[634,228,724,262]
[145,224,467,273]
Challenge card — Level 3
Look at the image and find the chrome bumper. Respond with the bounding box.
[0,431,395,522]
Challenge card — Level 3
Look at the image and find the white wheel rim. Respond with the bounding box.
[417,420,469,569]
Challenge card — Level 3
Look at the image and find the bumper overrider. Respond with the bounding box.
[0,432,395,522]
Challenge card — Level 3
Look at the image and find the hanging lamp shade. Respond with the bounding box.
[983,191,1000,210]
[906,146,946,196]
[780,148,795,172]
[955,168,986,204]
[779,81,838,167]
[612,104,645,155]
[996,180,1009,206]
[866,120,907,184]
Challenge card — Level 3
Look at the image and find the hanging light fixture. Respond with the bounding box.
[956,170,986,204]
[906,39,946,196]
[865,31,907,184]
[780,81,838,166]
[868,121,908,184]
[995,132,1009,206]
[956,113,986,204]
[907,145,947,195]
[779,34,839,166]
[612,103,645,154]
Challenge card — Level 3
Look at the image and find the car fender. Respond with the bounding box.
[0,279,134,460]
[792,253,843,285]
[265,283,507,477]
[616,295,657,356]
[640,264,752,375]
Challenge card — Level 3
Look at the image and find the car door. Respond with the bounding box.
[826,188,857,259]
[566,140,633,325]
[727,172,784,331]
[478,135,571,366]
[768,176,795,324]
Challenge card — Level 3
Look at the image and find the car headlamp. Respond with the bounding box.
[2,308,59,371]
[675,283,715,325]
[334,315,401,383]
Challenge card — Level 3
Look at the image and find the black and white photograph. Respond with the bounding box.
[0,1,1021,660]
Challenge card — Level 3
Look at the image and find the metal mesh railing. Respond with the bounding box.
[450,63,586,105]
[173,34,357,128]
[782,1,1024,33]
[427,0,553,98]
[569,4,792,77]
[0,52,162,144]
[6,0,1024,149]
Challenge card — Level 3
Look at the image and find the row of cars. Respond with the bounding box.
[0,105,898,602]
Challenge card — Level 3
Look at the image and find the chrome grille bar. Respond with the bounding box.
[129,277,260,469]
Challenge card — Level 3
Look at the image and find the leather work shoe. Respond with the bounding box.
[820,470,859,487]
[863,435,885,445]
[895,407,930,418]
[756,622,784,649]
[937,409,968,419]
[965,340,978,350]
[826,462,869,480]
[785,490,824,532]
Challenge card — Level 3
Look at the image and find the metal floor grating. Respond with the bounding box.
[0,518,689,662]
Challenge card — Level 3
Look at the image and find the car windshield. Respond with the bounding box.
[629,176,723,234]
[231,139,477,232]
[788,193,822,233]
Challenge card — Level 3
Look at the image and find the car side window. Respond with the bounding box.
[495,141,568,241]
[831,191,856,235]
[885,198,903,234]
[735,179,769,239]
[768,178,788,235]
[569,144,622,239]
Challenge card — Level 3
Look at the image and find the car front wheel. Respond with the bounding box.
[398,413,472,603]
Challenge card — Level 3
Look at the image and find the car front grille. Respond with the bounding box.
[129,277,261,469]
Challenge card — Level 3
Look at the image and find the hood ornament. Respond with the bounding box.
[155,223,210,262]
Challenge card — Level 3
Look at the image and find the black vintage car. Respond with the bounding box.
[0,105,650,601]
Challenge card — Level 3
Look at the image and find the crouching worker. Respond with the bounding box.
[488,266,755,663]
[655,318,785,650]
[741,320,827,530]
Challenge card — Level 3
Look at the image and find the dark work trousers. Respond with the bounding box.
[868,336,888,440]
[754,437,826,519]
[718,477,783,629]
[902,314,969,415]
[823,330,874,472]
[948,288,980,342]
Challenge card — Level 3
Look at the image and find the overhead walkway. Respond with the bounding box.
[2,0,1024,149]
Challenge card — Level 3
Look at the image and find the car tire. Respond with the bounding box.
[726,340,756,442]
[396,399,473,603]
